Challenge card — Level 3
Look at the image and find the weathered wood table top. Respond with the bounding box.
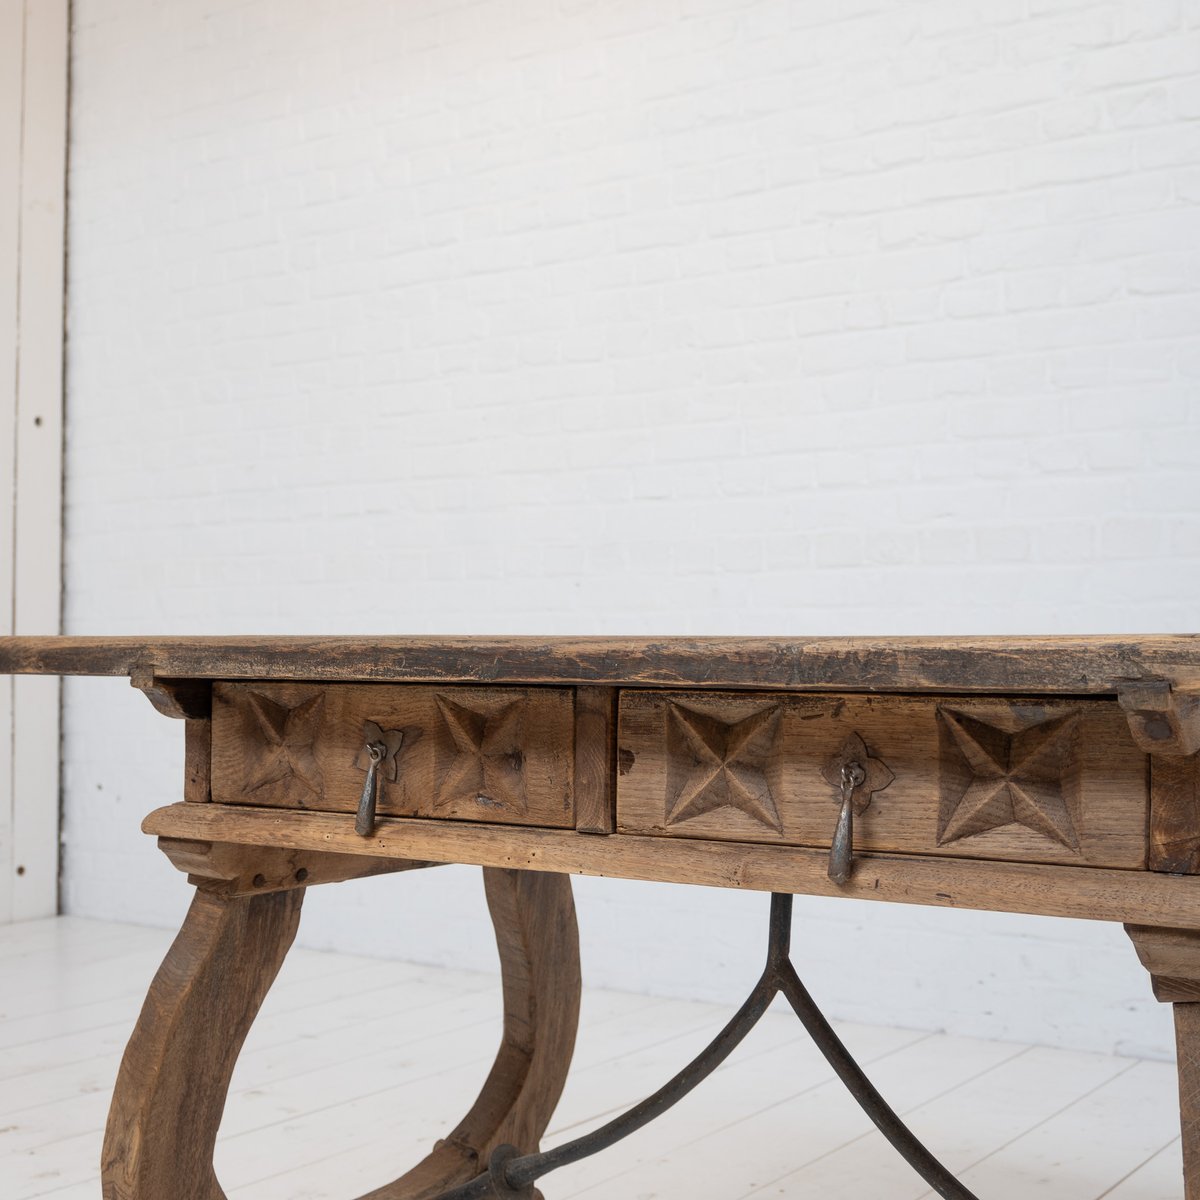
[4,633,1200,1199]
[4,631,1200,689]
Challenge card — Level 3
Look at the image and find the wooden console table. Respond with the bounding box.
[4,634,1200,1199]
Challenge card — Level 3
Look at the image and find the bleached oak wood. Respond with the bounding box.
[1151,753,1200,875]
[5,634,1200,1194]
[155,836,437,897]
[144,802,1200,929]
[186,718,213,803]
[1120,683,1200,758]
[4,634,1200,693]
[1176,1006,1200,1200]
[573,686,616,834]
[1127,925,1200,1198]
[1127,926,1200,1004]
[101,888,304,1200]
[211,682,576,829]
[130,670,211,721]
[100,867,579,1200]
[618,690,1147,868]
[359,868,580,1200]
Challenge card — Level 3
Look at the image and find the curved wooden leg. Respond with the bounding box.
[101,886,304,1200]
[101,867,578,1200]
[363,867,582,1200]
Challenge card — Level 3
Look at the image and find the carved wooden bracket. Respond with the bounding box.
[1126,924,1200,1002]
[1119,682,1200,757]
[131,666,211,720]
[156,837,437,898]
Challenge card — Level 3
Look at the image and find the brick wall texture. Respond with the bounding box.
[62,0,1200,1058]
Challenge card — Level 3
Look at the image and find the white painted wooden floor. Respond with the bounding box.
[0,916,1185,1199]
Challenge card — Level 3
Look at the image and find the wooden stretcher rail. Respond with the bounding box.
[143,802,1200,930]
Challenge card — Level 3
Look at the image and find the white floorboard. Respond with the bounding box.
[0,917,1185,1199]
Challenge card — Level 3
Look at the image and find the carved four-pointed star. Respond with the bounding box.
[665,703,783,833]
[435,696,528,814]
[937,708,1080,850]
[244,690,326,799]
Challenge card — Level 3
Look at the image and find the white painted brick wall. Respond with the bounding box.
[62,0,1200,1060]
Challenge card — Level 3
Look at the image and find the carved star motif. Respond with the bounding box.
[665,703,783,833]
[937,708,1080,850]
[243,691,325,800]
[435,696,527,814]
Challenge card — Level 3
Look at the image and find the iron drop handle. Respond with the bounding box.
[828,760,867,886]
[356,740,387,836]
[353,720,406,837]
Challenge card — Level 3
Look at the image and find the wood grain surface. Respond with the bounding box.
[1177,1003,1200,1200]
[1120,681,1200,756]
[573,686,617,834]
[1127,925,1200,1003]
[1126,925,1200,1197]
[141,802,1200,929]
[210,682,576,829]
[361,868,580,1200]
[184,718,211,803]
[3,634,1200,693]
[100,887,303,1200]
[155,836,436,898]
[617,690,1148,868]
[1152,753,1200,874]
[99,868,580,1200]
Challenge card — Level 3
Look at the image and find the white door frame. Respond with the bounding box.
[1,0,68,922]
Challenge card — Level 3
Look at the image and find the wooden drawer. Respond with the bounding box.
[211,682,576,828]
[616,691,1149,868]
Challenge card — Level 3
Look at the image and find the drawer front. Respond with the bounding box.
[212,682,575,828]
[616,690,1149,868]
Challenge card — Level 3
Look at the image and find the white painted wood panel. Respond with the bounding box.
[1,0,68,923]
[0,918,1188,1200]
[761,1046,1141,1199]
[0,0,25,928]
[1105,1142,1186,1199]
[930,1061,1181,1200]
[11,0,68,922]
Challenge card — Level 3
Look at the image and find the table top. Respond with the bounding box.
[1,634,1199,694]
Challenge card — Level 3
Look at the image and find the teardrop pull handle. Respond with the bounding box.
[828,761,866,885]
[356,740,386,836]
